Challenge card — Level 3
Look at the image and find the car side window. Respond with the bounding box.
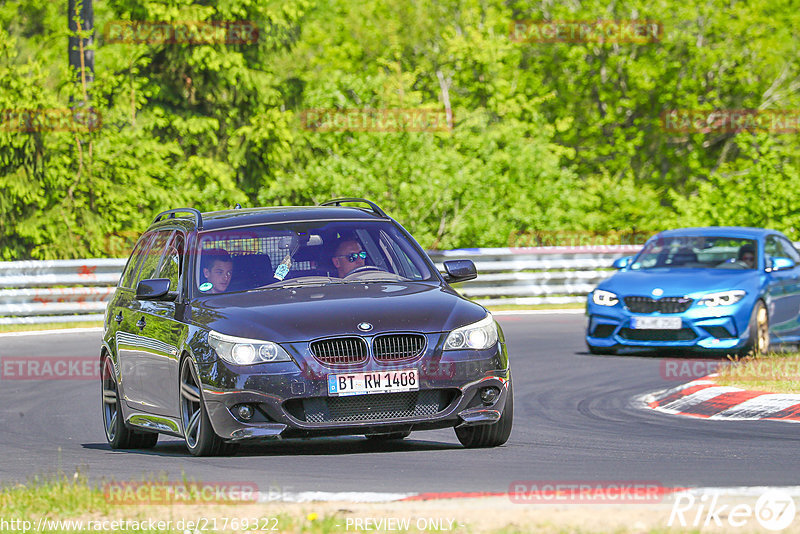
[156,232,183,291]
[777,236,800,263]
[135,231,173,286]
[120,233,155,289]
[378,229,423,279]
[764,236,783,266]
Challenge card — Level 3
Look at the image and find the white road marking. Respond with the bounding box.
[0,327,103,338]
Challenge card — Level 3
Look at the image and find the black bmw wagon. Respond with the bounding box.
[101,198,512,456]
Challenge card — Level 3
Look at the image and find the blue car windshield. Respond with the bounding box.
[195,220,435,294]
[631,236,757,270]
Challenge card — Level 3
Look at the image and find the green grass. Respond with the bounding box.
[714,351,800,394]
[0,321,103,333]
[0,474,684,533]
[0,472,110,518]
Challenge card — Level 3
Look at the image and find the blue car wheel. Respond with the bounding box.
[740,301,769,357]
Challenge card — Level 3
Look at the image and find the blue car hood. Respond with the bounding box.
[598,268,759,297]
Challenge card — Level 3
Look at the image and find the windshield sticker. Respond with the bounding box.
[199,282,213,292]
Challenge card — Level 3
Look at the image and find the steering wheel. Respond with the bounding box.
[344,265,384,277]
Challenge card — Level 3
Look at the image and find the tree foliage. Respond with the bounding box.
[1,0,799,259]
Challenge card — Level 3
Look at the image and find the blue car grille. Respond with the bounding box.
[625,296,693,314]
[619,328,696,341]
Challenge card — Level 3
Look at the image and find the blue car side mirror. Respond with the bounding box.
[769,257,796,272]
[612,256,633,270]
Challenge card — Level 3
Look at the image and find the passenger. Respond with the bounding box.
[201,249,233,293]
[331,240,367,277]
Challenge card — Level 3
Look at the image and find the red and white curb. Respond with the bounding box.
[639,377,800,422]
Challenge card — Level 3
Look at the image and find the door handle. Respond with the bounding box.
[136,317,146,330]
[114,312,123,324]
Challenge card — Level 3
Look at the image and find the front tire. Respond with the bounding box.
[455,381,513,448]
[741,301,769,356]
[180,357,226,456]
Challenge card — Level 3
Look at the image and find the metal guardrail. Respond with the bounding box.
[429,245,639,306]
[0,246,640,325]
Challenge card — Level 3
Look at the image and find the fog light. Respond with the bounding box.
[237,404,254,421]
[480,387,500,405]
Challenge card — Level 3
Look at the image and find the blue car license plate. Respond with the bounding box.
[631,317,682,329]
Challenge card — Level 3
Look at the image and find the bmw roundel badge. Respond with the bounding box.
[358,322,373,332]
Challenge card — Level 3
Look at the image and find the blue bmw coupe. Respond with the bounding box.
[586,227,800,355]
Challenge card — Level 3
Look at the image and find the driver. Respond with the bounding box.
[331,239,367,277]
[201,249,234,293]
[737,244,756,269]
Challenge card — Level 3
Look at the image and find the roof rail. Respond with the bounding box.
[153,208,203,230]
[319,198,388,218]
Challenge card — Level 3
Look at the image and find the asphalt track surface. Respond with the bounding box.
[1,314,798,494]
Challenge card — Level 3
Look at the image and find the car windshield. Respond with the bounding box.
[195,220,434,294]
[631,236,758,270]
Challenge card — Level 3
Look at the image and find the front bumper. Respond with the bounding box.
[585,300,753,351]
[198,340,511,442]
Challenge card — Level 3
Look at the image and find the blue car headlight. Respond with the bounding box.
[444,314,499,350]
[208,330,292,365]
[696,290,746,307]
[592,289,619,307]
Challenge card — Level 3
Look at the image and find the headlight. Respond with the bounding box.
[592,289,619,306]
[208,331,292,365]
[444,314,499,350]
[697,290,746,307]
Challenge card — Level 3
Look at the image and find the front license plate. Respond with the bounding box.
[631,317,682,330]
[327,369,419,396]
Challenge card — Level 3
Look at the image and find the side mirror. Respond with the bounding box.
[136,278,174,300]
[612,256,633,270]
[769,257,796,272]
[442,260,477,283]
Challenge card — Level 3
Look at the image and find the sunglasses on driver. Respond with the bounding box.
[336,251,367,262]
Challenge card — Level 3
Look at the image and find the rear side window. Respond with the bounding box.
[135,231,173,285]
[156,233,183,291]
[120,233,154,289]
